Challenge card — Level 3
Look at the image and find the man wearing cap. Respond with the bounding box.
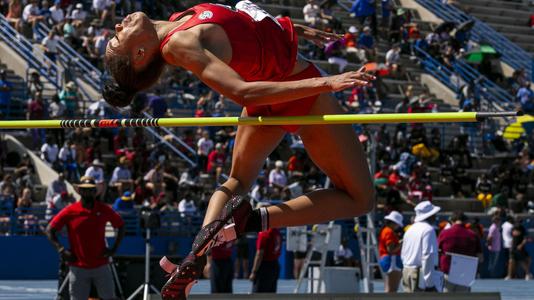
[109,156,132,195]
[379,211,404,292]
[401,201,442,292]
[438,211,482,292]
[85,159,105,197]
[46,176,125,300]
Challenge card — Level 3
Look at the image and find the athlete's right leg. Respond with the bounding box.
[161,109,285,299]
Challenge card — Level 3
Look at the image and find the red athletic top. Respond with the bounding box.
[49,201,124,269]
[256,228,282,262]
[160,2,321,133]
[160,2,298,82]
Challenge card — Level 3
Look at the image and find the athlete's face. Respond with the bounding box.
[106,12,158,68]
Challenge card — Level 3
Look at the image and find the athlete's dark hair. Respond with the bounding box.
[103,52,165,107]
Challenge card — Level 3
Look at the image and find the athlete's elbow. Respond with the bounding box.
[232,85,257,106]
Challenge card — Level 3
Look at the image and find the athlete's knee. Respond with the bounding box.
[347,187,375,216]
[221,176,250,195]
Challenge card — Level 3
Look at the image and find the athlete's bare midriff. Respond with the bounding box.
[163,14,309,78]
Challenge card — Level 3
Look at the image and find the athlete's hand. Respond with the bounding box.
[294,24,342,47]
[328,67,376,91]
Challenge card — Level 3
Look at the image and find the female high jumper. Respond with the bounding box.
[104,1,375,298]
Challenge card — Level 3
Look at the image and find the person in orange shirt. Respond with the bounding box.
[378,211,404,293]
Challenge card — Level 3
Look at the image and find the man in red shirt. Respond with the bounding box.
[206,143,226,174]
[46,176,125,300]
[438,211,482,292]
[249,213,282,293]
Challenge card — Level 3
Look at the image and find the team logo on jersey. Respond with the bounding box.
[198,10,213,20]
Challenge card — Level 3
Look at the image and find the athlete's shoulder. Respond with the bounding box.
[161,30,203,67]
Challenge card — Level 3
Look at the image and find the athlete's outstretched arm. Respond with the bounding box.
[293,24,342,46]
[163,32,374,107]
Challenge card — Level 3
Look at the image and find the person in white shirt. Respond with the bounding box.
[58,140,78,181]
[197,130,213,172]
[22,0,44,32]
[401,201,442,292]
[502,215,514,279]
[40,137,59,166]
[84,159,105,196]
[302,0,327,27]
[70,2,87,22]
[49,0,64,24]
[268,160,287,189]
[41,30,60,62]
[178,197,197,217]
[385,44,401,77]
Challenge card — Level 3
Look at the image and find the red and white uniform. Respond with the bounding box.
[160,1,321,132]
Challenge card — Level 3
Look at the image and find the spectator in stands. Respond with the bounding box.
[84,159,105,197]
[111,127,127,153]
[58,140,78,181]
[27,71,43,100]
[178,194,197,217]
[385,44,402,78]
[46,190,73,220]
[357,26,375,63]
[109,156,133,195]
[143,91,168,118]
[269,160,287,190]
[207,142,226,178]
[502,215,514,277]
[333,238,357,267]
[209,242,234,293]
[350,0,377,36]
[70,2,87,23]
[325,38,349,73]
[197,130,213,172]
[22,0,44,39]
[59,81,81,118]
[49,94,66,146]
[475,174,493,209]
[41,29,60,65]
[16,187,37,234]
[438,211,482,292]
[516,81,534,114]
[401,201,442,292]
[45,172,67,202]
[94,29,110,62]
[39,0,52,25]
[0,181,16,208]
[506,221,533,280]
[250,203,282,293]
[144,163,163,194]
[40,136,59,168]
[486,215,503,278]
[112,190,135,214]
[49,0,64,24]
[0,70,13,116]
[27,91,46,149]
[93,0,115,25]
[378,211,403,293]
[46,176,125,300]
[6,0,23,33]
[303,0,327,28]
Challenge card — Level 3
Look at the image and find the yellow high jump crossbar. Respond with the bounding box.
[0,112,520,129]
